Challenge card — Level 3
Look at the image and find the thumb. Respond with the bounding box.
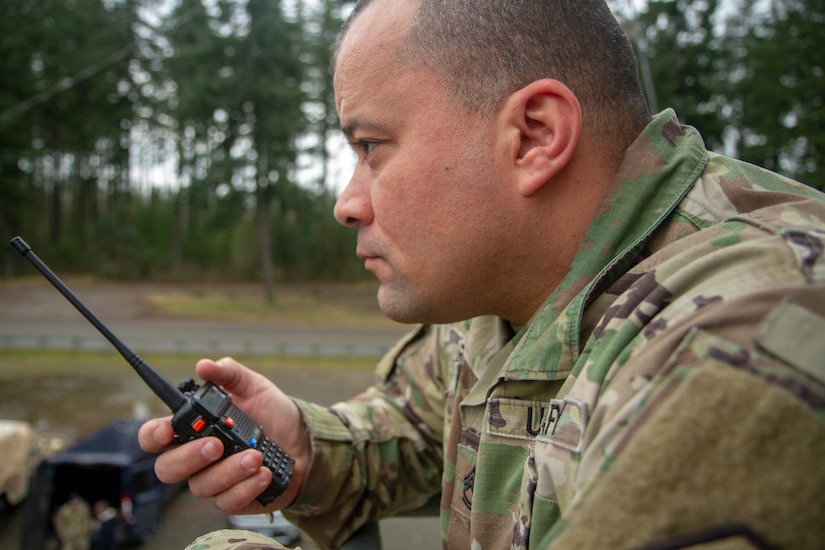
[194,357,259,397]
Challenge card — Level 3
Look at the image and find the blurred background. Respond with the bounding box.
[0,0,823,548]
[0,0,823,289]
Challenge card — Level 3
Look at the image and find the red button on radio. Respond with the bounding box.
[192,417,206,433]
[224,417,234,428]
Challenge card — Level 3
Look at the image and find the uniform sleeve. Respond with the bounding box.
[283,325,448,549]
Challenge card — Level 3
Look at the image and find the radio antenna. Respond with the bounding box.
[10,236,186,411]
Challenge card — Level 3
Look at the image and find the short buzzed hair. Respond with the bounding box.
[336,0,651,150]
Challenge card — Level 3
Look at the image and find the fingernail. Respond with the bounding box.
[154,425,166,443]
[256,470,270,487]
[201,440,220,461]
[241,453,257,472]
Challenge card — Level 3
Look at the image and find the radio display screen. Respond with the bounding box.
[198,384,227,416]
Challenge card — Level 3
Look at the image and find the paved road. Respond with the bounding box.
[0,318,409,358]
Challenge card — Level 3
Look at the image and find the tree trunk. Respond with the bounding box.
[256,154,275,304]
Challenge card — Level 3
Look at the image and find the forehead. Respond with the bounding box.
[333,0,418,115]
[336,0,418,67]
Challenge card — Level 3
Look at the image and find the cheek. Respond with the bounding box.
[372,127,499,244]
[374,190,445,256]
[371,159,446,227]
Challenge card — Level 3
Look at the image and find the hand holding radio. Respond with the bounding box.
[139,357,312,515]
[10,236,307,514]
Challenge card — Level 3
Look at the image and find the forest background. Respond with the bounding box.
[1,0,823,303]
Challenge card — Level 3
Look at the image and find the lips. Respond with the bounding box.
[356,243,384,275]
[364,257,381,272]
[355,236,383,261]
[356,248,374,261]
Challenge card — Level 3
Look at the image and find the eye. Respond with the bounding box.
[354,139,379,158]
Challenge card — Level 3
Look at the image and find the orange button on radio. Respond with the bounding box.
[192,417,206,433]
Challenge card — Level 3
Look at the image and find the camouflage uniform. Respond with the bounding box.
[200,110,825,549]
[186,530,300,549]
[54,496,92,550]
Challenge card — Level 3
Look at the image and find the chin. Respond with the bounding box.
[379,295,464,326]
[376,287,426,324]
[378,303,419,324]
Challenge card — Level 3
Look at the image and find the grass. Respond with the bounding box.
[7,275,401,328]
[0,349,377,378]
[142,280,395,327]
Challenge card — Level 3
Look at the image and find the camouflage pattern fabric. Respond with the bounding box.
[53,496,92,550]
[215,110,825,549]
[185,529,296,549]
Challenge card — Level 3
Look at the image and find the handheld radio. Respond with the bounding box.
[10,236,293,505]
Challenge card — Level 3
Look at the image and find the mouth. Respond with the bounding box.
[361,255,380,271]
[356,247,383,273]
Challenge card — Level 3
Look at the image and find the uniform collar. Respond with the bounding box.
[504,109,709,381]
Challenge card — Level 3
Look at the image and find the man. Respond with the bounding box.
[53,495,92,550]
[139,0,825,548]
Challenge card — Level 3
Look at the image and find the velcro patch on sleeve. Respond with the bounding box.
[756,298,825,382]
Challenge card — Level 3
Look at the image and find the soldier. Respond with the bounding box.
[53,495,92,550]
[141,0,825,548]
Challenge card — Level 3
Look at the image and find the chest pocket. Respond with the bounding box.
[489,395,589,548]
[485,398,570,549]
[515,445,562,549]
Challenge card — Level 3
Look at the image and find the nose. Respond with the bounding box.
[334,172,373,227]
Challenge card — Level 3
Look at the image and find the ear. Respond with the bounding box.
[501,79,581,197]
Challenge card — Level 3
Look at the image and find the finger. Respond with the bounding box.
[137,417,174,453]
[213,467,274,515]
[195,357,264,395]
[195,357,254,395]
[188,449,271,509]
[153,436,224,485]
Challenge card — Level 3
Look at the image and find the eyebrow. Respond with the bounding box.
[340,122,358,139]
[340,118,385,139]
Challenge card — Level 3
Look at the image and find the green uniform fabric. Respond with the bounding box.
[186,529,300,549]
[53,497,92,550]
[207,110,825,549]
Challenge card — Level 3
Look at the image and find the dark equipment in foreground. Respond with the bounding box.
[10,236,294,506]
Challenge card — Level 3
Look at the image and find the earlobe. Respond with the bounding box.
[508,80,581,197]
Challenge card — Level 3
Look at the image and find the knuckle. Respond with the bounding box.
[154,461,179,485]
[188,478,211,499]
